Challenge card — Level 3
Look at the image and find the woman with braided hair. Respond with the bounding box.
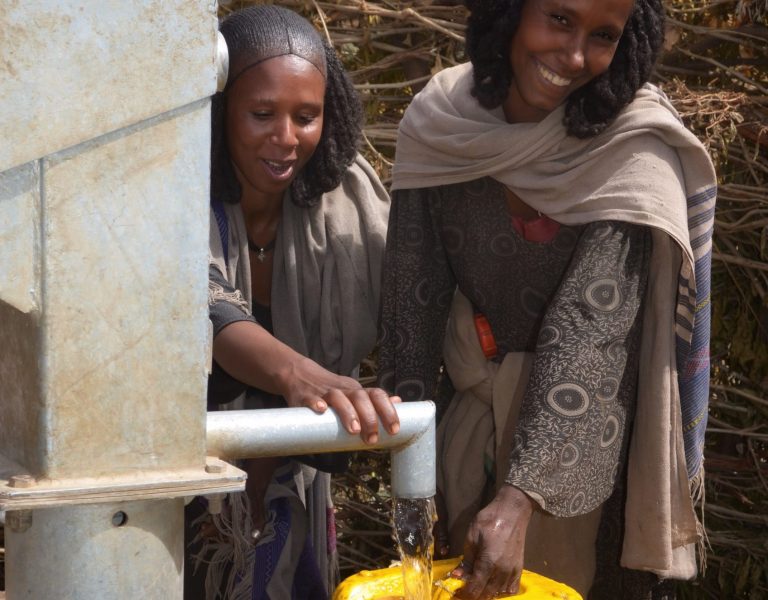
[378,0,716,598]
[187,5,399,599]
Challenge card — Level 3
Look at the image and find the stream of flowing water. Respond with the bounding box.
[392,497,437,600]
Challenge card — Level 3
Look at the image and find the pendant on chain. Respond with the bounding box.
[248,237,276,263]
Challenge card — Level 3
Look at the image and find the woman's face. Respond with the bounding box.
[226,54,325,202]
[503,0,635,124]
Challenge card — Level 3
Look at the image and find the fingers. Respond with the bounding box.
[502,570,522,596]
[433,519,450,558]
[458,568,517,600]
[300,394,328,413]
[321,387,401,444]
[485,564,516,599]
[282,357,401,441]
[323,388,362,436]
[456,545,522,599]
[366,388,400,435]
[453,523,498,600]
[453,533,523,599]
[434,523,450,558]
[458,556,494,599]
[451,529,478,580]
[346,388,380,443]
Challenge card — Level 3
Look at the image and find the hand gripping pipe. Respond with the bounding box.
[206,401,435,499]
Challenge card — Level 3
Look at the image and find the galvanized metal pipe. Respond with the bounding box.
[5,499,184,599]
[207,401,436,499]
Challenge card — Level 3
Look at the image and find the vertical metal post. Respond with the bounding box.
[0,3,233,598]
[5,500,183,599]
[0,4,438,598]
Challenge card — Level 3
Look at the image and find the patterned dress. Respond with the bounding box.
[379,176,651,513]
[378,178,678,598]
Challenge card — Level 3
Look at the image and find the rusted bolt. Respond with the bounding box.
[8,474,36,488]
[205,459,225,474]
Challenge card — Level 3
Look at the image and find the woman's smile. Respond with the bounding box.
[503,0,634,124]
[535,60,573,88]
[225,54,325,205]
[260,158,297,181]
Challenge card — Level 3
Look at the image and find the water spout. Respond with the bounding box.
[207,401,436,600]
[206,400,436,499]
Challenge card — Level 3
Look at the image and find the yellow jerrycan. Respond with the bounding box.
[333,558,583,600]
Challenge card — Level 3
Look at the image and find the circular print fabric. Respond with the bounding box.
[546,383,590,417]
[584,278,622,312]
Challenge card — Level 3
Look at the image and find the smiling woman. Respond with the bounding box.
[185,6,399,600]
[377,0,717,599]
[503,0,634,123]
[465,0,666,136]
[225,55,325,209]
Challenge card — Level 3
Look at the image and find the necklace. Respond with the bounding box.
[247,236,277,263]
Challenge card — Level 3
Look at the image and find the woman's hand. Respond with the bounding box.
[452,485,535,600]
[213,321,401,445]
[277,355,401,444]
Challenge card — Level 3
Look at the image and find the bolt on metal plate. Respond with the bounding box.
[205,458,225,474]
[9,475,36,488]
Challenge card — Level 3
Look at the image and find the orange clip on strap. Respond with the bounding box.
[473,312,497,359]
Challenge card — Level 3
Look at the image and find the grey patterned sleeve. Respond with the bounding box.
[209,263,256,337]
[377,188,457,403]
[505,220,651,517]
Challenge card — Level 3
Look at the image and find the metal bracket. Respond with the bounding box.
[0,454,245,511]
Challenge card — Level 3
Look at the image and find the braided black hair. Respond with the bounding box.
[463,0,666,138]
[292,40,363,207]
[211,5,363,207]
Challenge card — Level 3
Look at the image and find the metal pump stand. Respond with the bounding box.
[0,3,435,598]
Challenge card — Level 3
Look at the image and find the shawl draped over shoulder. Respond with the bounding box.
[392,63,717,579]
[205,153,390,598]
[209,153,390,377]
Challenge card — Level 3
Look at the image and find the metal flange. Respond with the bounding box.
[0,454,245,511]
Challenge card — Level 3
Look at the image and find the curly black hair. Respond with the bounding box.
[211,6,363,207]
[463,0,666,138]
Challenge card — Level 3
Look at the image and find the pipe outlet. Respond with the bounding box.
[206,401,436,499]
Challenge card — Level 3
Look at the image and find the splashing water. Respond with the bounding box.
[392,497,437,600]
